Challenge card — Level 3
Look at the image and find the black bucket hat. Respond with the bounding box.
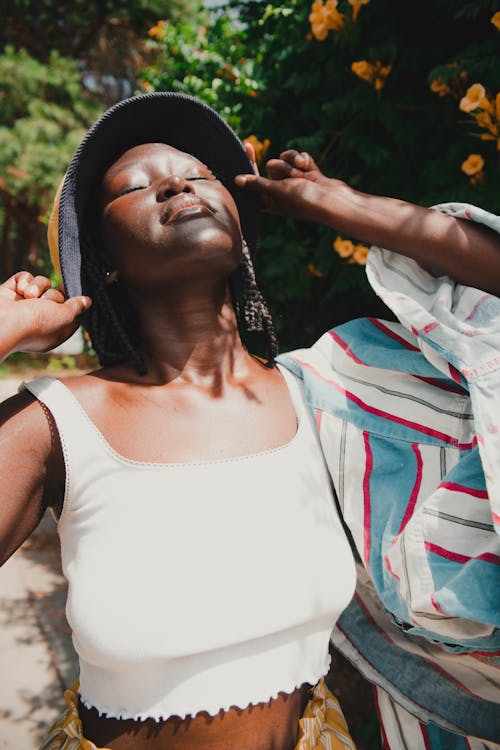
[48,91,260,298]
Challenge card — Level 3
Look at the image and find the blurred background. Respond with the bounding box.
[0,1,498,747]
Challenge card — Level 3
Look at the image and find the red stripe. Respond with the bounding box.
[421,321,439,334]
[330,329,464,394]
[398,444,422,534]
[439,481,488,499]
[315,409,323,432]
[430,594,447,615]
[464,293,491,323]
[492,511,500,525]
[448,363,462,384]
[412,374,465,394]
[368,318,420,351]
[294,358,474,448]
[328,331,366,364]
[419,723,432,750]
[384,554,401,582]
[363,432,373,568]
[425,541,500,566]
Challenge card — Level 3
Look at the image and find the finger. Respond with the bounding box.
[61,296,92,321]
[265,158,305,180]
[41,288,66,303]
[279,149,317,172]
[278,149,301,166]
[22,275,52,299]
[9,271,34,293]
[244,142,260,176]
[234,173,263,189]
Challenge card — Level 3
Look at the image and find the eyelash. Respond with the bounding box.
[119,185,146,196]
[117,175,218,198]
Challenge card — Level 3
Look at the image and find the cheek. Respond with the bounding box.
[213,188,243,241]
[100,205,155,262]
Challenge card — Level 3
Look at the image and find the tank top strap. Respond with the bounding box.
[276,363,311,423]
[20,376,102,468]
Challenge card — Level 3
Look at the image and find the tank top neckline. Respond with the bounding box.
[33,363,304,469]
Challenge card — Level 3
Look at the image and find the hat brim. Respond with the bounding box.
[56,92,260,298]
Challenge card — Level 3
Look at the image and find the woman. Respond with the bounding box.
[0,92,499,749]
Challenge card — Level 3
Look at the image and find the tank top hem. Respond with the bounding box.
[78,663,330,723]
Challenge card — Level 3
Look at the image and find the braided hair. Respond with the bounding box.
[79,230,278,374]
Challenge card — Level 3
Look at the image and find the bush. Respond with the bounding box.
[141,0,499,352]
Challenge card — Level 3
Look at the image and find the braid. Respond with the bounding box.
[79,231,277,373]
[80,232,147,375]
[232,241,278,366]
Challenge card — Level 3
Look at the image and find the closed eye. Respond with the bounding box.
[118,185,147,196]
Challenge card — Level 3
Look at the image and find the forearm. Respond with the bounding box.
[0,326,23,363]
[316,182,500,295]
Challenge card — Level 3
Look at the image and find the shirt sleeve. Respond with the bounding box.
[366,202,500,539]
[280,202,500,649]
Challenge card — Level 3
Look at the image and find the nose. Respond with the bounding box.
[156,175,195,202]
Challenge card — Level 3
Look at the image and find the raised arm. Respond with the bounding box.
[235,150,500,296]
[0,273,91,564]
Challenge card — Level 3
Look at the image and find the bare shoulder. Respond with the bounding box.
[0,387,53,449]
[52,367,131,418]
[0,388,64,564]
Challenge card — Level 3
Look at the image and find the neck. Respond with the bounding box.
[128,283,252,385]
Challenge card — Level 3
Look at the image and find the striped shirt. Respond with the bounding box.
[278,202,500,742]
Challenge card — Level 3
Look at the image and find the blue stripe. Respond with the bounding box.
[336,597,500,742]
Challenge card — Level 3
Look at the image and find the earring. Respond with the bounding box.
[104,269,118,284]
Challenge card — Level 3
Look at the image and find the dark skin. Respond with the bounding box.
[0,144,304,750]
[0,142,499,749]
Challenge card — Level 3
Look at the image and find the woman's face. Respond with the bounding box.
[98,142,243,295]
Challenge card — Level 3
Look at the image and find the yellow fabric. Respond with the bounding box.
[47,176,64,275]
[295,679,357,750]
[39,679,355,750]
[39,682,109,750]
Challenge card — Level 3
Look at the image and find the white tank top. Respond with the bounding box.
[23,366,356,722]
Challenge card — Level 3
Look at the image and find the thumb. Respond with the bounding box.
[58,295,92,324]
[234,173,267,190]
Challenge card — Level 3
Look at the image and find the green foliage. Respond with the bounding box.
[2,0,204,104]
[140,0,499,352]
[0,47,100,276]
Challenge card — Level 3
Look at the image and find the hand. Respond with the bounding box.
[235,149,342,223]
[0,271,92,360]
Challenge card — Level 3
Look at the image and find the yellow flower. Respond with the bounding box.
[374,64,392,91]
[307,263,324,278]
[491,11,500,31]
[351,243,370,265]
[475,110,498,136]
[459,83,486,112]
[333,236,355,258]
[243,135,271,166]
[309,0,345,41]
[461,153,484,176]
[352,60,391,90]
[495,92,500,121]
[148,20,165,38]
[430,78,451,97]
[351,60,373,82]
[348,0,370,22]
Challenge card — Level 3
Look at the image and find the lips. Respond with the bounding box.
[160,194,214,225]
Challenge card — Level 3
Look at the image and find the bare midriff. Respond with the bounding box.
[79,684,311,750]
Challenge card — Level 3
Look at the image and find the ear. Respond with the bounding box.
[244,142,259,176]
